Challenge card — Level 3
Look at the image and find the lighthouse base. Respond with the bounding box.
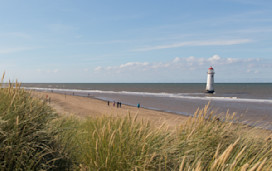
[206,90,214,94]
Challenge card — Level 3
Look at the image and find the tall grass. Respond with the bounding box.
[0,79,72,170]
[0,77,271,170]
[55,115,172,170]
[56,103,272,170]
[171,104,272,170]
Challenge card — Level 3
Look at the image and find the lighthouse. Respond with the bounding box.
[206,66,215,93]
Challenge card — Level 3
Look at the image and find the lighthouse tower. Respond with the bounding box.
[206,66,215,93]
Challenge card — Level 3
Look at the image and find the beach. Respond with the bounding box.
[26,88,272,170]
[31,90,272,139]
[25,83,272,129]
[31,91,188,129]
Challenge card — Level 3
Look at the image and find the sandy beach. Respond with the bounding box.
[31,91,188,129]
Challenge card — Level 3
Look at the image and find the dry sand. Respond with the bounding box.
[31,91,188,129]
[30,91,272,138]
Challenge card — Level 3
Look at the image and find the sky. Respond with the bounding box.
[0,0,272,83]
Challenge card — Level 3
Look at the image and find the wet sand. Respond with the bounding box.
[31,91,188,129]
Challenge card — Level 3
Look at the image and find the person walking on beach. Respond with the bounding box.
[119,102,122,108]
[137,103,140,108]
[113,101,115,107]
[108,101,110,106]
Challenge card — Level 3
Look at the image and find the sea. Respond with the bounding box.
[21,83,272,128]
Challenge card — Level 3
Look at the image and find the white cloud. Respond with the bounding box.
[173,57,180,63]
[133,39,252,51]
[186,56,195,62]
[246,68,259,74]
[120,62,149,69]
[99,62,150,71]
[151,62,170,69]
[94,66,102,72]
[198,58,205,65]
[226,58,238,64]
[90,55,272,82]
[94,55,263,75]
[208,54,221,64]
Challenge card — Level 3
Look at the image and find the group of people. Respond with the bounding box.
[108,101,122,108]
[108,101,141,109]
[116,102,122,108]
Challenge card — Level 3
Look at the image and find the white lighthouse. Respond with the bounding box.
[206,66,215,93]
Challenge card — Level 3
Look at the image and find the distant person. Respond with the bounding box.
[120,102,122,108]
[88,93,90,97]
[108,101,110,106]
[72,92,74,96]
[137,103,140,108]
[113,101,115,107]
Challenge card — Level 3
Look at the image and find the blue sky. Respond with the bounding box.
[0,0,272,83]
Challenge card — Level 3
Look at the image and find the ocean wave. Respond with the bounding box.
[22,87,272,104]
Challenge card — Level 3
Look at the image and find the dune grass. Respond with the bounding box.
[172,105,272,170]
[55,103,272,170]
[54,115,172,170]
[0,80,72,170]
[0,78,271,170]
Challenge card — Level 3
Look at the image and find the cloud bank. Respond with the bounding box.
[95,55,260,72]
[93,55,268,82]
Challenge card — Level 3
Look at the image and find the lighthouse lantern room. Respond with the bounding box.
[206,66,215,93]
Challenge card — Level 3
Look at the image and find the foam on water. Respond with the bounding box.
[23,87,272,104]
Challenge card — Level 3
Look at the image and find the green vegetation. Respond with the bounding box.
[56,115,172,170]
[0,80,271,170]
[0,81,72,170]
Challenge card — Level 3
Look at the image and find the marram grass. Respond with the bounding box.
[56,103,272,170]
[172,104,272,170]
[55,115,173,170]
[0,78,272,170]
[0,79,72,170]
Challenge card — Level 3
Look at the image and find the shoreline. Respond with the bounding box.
[91,96,192,117]
[29,88,272,129]
[23,86,272,126]
[30,90,272,137]
[31,91,188,129]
